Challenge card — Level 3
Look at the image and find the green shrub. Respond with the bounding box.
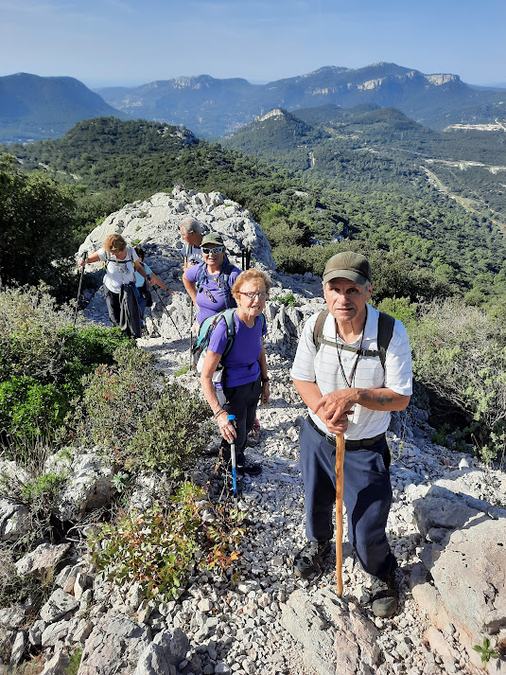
[0,287,130,453]
[0,376,69,450]
[20,472,67,502]
[75,342,163,456]
[127,384,211,474]
[89,482,245,601]
[274,292,299,307]
[411,298,506,462]
[76,344,211,474]
[377,297,417,333]
[91,483,203,600]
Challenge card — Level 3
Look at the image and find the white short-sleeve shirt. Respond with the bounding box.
[290,304,413,440]
[97,246,138,294]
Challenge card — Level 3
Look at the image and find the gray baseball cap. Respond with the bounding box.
[323,251,371,285]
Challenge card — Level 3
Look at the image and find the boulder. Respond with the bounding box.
[40,589,79,624]
[430,519,505,641]
[281,588,381,675]
[0,499,30,542]
[77,613,150,674]
[414,519,506,668]
[45,452,115,521]
[15,543,71,576]
[0,605,26,630]
[40,647,70,674]
[0,461,31,542]
[78,188,275,270]
[133,628,189,674]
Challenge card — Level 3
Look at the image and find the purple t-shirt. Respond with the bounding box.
[208,311,267,388]
[185,262,240,324]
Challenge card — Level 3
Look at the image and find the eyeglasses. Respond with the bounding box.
[202,246,225,255]
[239,291,268,300]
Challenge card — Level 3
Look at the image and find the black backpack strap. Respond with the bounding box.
[377,311,395,370]
[312,309,328,351]
[312,308,394,370]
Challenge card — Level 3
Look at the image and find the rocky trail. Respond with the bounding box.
[2,187,504,674]
[129,333,506,675]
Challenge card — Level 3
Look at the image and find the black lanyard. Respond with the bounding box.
[334,311,366,388]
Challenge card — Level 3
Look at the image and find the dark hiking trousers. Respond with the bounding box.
[221,377,262,464]
[105,289,121,327]
[119,283,142,338]
[300,417,396,581]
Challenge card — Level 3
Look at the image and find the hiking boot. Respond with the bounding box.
[370,571,398,618]
[293,540,331,579]
[237,461,262,476]
[246,419,261,447]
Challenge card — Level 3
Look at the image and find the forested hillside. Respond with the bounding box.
[4,116,506,317]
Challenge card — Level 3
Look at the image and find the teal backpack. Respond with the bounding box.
[192,308,266,362]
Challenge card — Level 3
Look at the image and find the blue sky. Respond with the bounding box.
[1,0,504,87]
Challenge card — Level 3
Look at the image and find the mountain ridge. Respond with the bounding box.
[96,62,505,137]
[0,72,125,142]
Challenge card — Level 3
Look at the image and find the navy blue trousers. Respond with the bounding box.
[300,418,396,580]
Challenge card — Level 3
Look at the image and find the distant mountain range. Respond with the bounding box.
[98,63,506,137]
[1,64,505,143]
[0,73,124,142]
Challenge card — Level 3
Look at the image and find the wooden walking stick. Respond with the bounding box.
[335,433,346,596]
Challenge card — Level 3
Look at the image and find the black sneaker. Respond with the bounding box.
[370,571,399,618]
[237,461,262,476]
[293,540,331,579]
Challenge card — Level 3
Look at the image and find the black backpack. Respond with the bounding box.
[312,309,395,370]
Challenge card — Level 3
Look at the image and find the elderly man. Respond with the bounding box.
[180,216,204,268]
[291,251,412,618]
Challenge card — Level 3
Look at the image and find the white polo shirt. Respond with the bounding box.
[290,305,413,440]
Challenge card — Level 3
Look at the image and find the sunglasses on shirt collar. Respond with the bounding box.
[202,246,225,255]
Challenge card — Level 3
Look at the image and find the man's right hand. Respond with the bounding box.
[316,411,349,435]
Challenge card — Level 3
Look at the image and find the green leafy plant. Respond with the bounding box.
[473,637,500,664]
[89,483,204,600]
[20,472,67,502]
[274,292,299,307]
[174,364,190,377]
[411,298,506,462]
[0,376,69,451]
[89,482,245,601]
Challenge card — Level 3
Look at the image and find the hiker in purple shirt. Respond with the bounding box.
[200,269,271,476]
[183,232,241,325]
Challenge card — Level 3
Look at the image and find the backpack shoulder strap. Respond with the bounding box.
[195,262,207,291]
[312,309,329,351]
[221,308,237,357]
[377,311,395,370]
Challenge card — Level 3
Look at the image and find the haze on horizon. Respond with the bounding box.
[0,0,504,88]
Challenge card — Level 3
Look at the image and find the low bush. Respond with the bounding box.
[75,343,211,475]
[127,385,211,474]
[0,287,130,454]
[411,298,506,462]
[273,292,299,307]
[89,482,245,600]
[0,376,69,451]
[75,342,163,455]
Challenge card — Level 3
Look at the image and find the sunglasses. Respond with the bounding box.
[202,246,225,255]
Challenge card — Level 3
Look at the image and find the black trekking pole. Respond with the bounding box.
[73,250,88,329]
[152,287,183,339]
